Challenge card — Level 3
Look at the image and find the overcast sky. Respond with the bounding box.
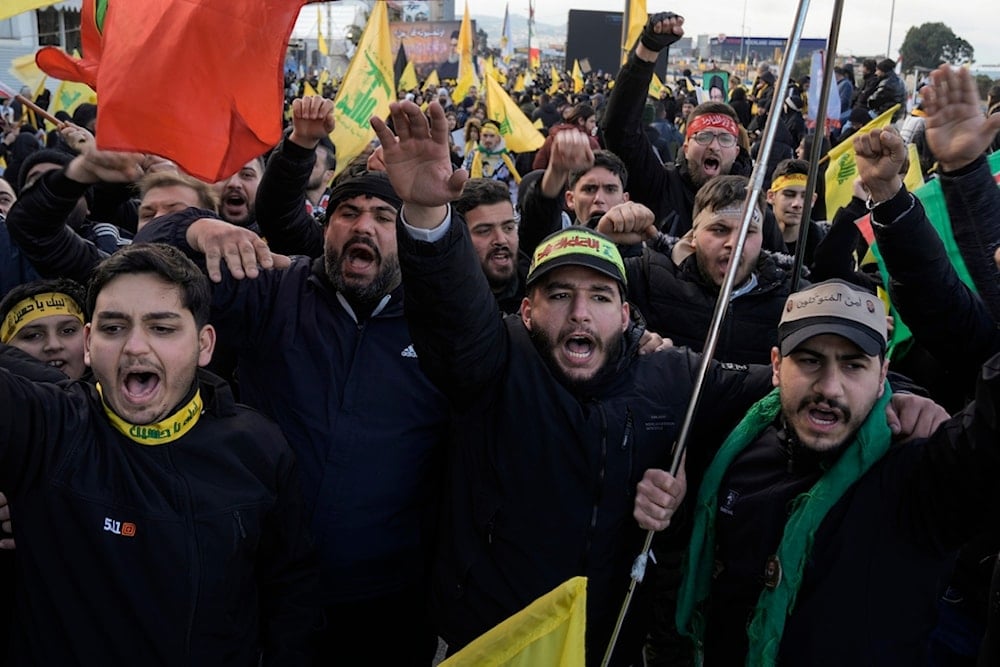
[464,0,1000,68]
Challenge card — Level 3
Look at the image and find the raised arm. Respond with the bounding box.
[254,96,334,257]
[923,64,1000,319]
[5,147,144,283]
[857,128,1000,376]
[372,101,511,405]
[602,12,684,223]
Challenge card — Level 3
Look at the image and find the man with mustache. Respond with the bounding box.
[134,170,450,667]
[453,178,526,314]
[211,156,263,231]
[668,278,1000,665]
[373,99,947,666]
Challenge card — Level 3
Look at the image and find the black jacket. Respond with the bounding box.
[0,364,320,666]
[705,364,1000,665]
[135,211,451,606]
[397,211,773,665]
[868,71,908,121]
[626,235,800,365]
[3,169,129,286]
[604,54,785,252]
[254,137,325,258]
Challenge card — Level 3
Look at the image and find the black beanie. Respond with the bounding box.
[327,171,401,215]
[17,148,74,193]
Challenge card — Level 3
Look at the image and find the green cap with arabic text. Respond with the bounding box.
[526,227,627,290]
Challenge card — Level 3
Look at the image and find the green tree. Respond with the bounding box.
[899,22,974,73]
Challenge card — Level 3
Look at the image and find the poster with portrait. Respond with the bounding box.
[702,70,730,103]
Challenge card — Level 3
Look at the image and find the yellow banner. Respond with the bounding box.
[484,75,545,153]
[824,104,900,215]
[622,0,647,63]
[330,0,394,174]
[441,577,586,667]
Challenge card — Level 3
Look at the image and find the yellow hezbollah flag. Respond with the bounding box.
[303,80,319,98]
[513,73,526,93]
[452,0,479,103]
[824,104,899,215]
[8,53,47,99]
[48,78,97,127]
[424,69,441,91]
[330,0,394,174]
[649,72,664,99]
[572,60,584,94]
[0,1,61,21]
[622,0,647,63]
[484,74,545,154]
[547,66,561,95]
[440,577,587,667]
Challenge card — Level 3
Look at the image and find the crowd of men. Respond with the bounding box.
[2,9,1000,667]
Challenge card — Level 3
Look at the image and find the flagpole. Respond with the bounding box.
[791,0,844,292]
[0,82,62,128]
[600,0,818,662]
[886,0,896,58]
[621,1,631,65]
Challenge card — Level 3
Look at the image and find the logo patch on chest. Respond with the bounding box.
[720,489,740,516]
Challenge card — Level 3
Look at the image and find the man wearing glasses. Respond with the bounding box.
[602,11,784,253]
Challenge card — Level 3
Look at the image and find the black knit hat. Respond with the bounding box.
[17,148,73,193]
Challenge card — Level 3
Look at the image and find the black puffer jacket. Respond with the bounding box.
[625,235,800,365]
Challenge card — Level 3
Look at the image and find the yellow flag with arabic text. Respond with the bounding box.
[330,0,394,174]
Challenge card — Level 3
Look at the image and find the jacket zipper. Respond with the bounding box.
[621,408,634,495]
[582,402,608,570]
[167,447,200,663]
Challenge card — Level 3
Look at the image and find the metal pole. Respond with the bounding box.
[791,0,845,292]
[599,1,817,664]
[886,0,896,59]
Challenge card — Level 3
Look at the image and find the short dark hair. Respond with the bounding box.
[692,175,763,220]
[454,178,512,216]
[772,158,809,179]
[876,58,896,74]
[87,244,212,328]
[0,278,88,322]
[568,149,628,190]
[316,137,337,171]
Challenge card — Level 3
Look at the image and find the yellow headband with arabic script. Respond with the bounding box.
[2,292,85,344]
[769,174,808,193]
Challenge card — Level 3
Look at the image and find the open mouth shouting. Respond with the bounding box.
[342,239,381,278]
[559,331,601,370]
[701,155,722,179]
[121,367,162,406]
[221,190,249,220]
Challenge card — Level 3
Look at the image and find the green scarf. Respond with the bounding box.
[676,383,893,666]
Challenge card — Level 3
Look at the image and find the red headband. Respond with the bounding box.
[686,113,739,139]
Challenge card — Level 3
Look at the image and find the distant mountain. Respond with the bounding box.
[470,13,567,50]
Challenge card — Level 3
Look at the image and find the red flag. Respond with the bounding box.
[36,0,306,182]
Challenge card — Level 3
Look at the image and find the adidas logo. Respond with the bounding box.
[400,344,418,358]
